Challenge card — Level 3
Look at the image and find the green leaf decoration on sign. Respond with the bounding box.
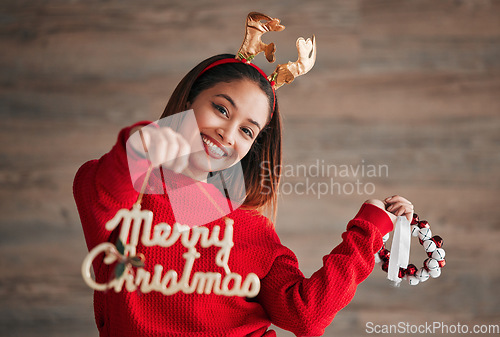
[115,263,125,279]
[111,239,144,279]
[115,238,125,255]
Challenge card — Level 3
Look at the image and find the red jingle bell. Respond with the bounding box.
[405,264,418,276]
[378,248,390,261]
[432,235,443,248]
[418,220,430,229]
[382,260,389,272]
[411,213,419,226]
[398,268,406,278]
[438,259,446,268]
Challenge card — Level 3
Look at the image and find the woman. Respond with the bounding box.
[74,43,413,337]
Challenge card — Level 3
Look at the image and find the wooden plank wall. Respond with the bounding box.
[0,1,499,336]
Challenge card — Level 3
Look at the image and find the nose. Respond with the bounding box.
[216,125,236,146]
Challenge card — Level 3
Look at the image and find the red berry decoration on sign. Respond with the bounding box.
[375,213,446,286]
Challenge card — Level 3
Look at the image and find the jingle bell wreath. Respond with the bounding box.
[374,213,446,285]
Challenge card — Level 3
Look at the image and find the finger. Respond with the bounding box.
[406,210,414,222]
[386,199,413,212]
[386,198,413,212]
[387,202,406,212]
[386,201,412,213]
[385,195,412,206]
[394,205,407,216]
[172,134,191,173]
[148,131,167,167]
[391,204,414,221]
[162,128,179,165]
[404,204,414,221]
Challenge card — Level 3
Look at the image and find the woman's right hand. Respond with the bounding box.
[364,195,414,224]
[128,126,191,173]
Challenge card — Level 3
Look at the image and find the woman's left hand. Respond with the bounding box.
[384,195,414,222]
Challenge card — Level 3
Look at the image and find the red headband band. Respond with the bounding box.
[197,58,276,122]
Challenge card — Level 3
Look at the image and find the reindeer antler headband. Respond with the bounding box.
[198,12,317,117]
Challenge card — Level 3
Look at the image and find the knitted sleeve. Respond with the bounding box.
[73,122,150,250]
[257,203,393,336]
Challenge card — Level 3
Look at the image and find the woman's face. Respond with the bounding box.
[186,79,270,179]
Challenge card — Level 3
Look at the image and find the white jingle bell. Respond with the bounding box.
[407,275,420,286]
[423,239,437,253]
[431,248,446,261]
[424,258,439,271]
[429,267,441,278]
[416,268,430,282]
[377,213,445,286]
[418,227,432,241]
[382,233,390,243]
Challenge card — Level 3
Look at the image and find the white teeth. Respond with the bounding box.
[202,135,225,157]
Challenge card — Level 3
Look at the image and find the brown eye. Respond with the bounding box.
[212,103,228,117]
[242,127,253,138]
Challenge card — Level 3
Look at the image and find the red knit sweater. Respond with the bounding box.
[73,122,393,337]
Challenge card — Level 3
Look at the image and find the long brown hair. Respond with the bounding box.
[160,54,282,221]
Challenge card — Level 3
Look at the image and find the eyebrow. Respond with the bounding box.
[216,94,236,109]
[215,94,262,131]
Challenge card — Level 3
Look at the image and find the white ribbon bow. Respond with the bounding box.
[387,215,411,286]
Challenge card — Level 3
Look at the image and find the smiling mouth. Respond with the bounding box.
[201,134,228,158]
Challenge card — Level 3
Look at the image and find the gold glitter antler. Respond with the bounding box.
[268,35,317,89]
[236,12,285,63]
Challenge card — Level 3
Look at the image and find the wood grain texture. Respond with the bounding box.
[1,0,499,336]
